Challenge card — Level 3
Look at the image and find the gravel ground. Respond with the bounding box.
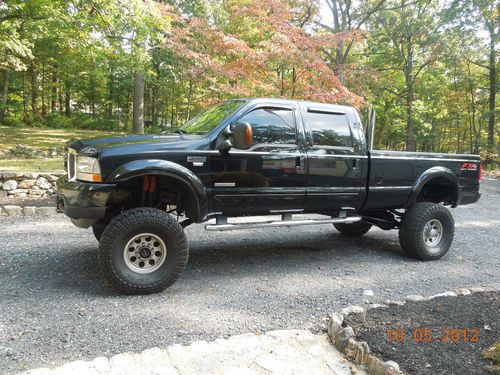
[0,179,499,374]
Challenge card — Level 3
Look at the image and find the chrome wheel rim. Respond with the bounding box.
[124,233,166,274]
[422,219,443,251]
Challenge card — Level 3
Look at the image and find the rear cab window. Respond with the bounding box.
[306,110,354,155]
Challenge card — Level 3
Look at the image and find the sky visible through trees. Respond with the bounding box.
[0,0,498,161]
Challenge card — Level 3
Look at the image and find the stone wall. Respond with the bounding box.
[0,172,64,199]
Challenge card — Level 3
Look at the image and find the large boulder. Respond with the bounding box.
[36,177,52,190]
[2,180,18,191]
[18,179,37,189]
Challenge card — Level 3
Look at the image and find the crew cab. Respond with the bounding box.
[56,98,482,294]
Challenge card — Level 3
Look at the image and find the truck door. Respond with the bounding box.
[301,105,368,212]
[208,103,308,215]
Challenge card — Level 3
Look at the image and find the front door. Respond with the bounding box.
[208,104,307,216]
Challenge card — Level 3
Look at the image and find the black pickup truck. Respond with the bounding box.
[56,98,482,294]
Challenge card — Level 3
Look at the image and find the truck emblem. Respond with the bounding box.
[187,156,206,167]
[460,162,478,171]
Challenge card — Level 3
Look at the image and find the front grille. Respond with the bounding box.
[68,150,76,179]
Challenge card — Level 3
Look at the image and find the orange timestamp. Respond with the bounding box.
[387,327,479,343]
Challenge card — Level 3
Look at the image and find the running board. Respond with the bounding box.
[205,215,361,231]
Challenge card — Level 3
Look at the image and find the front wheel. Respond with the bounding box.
[98,207,189,294]
[399,202,454,260]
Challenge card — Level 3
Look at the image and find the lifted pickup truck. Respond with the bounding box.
[56,98,482,294]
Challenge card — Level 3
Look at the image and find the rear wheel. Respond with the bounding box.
[399,202,454,260]
[98,207,189,294]
[334,221,372,236]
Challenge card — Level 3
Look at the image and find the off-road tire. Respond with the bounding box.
[98,207,189,294]
[399,202,454,261]
[334,221,372,236]
[92,222,106,241]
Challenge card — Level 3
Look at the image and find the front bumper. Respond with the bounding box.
[56,175,116,224]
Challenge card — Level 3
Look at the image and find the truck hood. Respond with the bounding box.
[67,133,206,157]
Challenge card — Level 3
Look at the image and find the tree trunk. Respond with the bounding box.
[51,65,57,114]
[186,78,193,122]
[30,63,38,116]
[487,31,496,149]
[405,81,416,151]
[132,70,145,134]
[41,64,46,117]
[107,60,114,118]
[405,40,416,152]
[0,69,9,123]
[65,80,71,116]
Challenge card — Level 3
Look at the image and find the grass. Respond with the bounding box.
[483,344,500,373]
[0,125,123,151]
[0,158,64,172]
[0,126,123,172]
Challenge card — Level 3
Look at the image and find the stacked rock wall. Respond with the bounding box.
[0,172,64,199]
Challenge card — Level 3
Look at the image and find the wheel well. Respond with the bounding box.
[109,175,200,221]
[416,177,457,206]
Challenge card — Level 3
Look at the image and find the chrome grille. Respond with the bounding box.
[67,149,76,180]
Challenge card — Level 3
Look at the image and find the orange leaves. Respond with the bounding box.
[162,0,362,107]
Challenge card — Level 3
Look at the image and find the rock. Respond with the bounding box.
[1,172,23,179]
[90,357,110,372]
[341,305,364,317]
[385,300,405,306]
[2,180,18,191]
[23,368,52,375]
[405,294,424,302]
[456,288,471,295]
[78,308,87,316]
[255,354,284,372]
[23,206,37,216]
[36,207,57,216]
[14,188,28,194]
[29,189,44,196]
[335,327,354,351]
[45,174,58,182]
[0,182,2,189]
[18,179,36,189]
[15,192,27,198]
[3,205,22,216]
[327,312,344,337]
[0,190,6,199]
[23,172,39,179]
[469,287,485,293]
[427,291,457,300]
[383,360,400,374]
[362,289,374,298]
[36,177,52,190]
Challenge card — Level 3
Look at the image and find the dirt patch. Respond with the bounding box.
[0,195,55,207]
[345,291,499,374]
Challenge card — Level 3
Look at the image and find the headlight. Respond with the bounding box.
[76,156,102,182]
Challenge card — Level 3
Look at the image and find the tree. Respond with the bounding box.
[367,0,445,151]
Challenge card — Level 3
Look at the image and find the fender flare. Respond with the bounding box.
[108,159,208,222]
[405,166,460,208]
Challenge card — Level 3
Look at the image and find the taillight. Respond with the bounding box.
[478,163,483,180]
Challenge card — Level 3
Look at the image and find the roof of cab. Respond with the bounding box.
[232,97,354,113]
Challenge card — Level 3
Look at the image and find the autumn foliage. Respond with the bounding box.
[165,0,362,107]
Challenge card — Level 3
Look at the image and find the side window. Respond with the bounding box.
[236,107,296,146]
[307,111,353,149]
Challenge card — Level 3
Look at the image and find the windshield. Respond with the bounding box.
[177,100,245,135]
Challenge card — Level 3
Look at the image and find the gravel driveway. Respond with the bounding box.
[1,179,499,374]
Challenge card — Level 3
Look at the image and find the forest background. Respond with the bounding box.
[0,0,498,168]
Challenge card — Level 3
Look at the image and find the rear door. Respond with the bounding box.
[301,105,367,212]
[208,102,308,215]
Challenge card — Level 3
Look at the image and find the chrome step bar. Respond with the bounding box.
[205,214,361,231]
